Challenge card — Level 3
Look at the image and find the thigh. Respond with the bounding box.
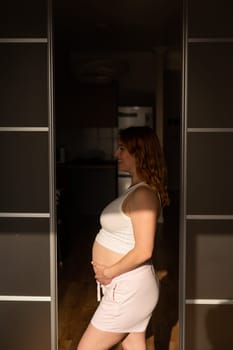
[77,323,126,350]
[121,332,146,350]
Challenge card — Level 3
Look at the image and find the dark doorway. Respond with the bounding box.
[52,1,182,349]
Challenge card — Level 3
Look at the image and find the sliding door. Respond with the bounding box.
[0,1,56,349]
[180,1,233,349]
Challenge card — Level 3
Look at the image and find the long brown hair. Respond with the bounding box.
[119,126,170,207]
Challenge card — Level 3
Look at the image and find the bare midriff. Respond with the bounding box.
[92,240,125,267]
[92,197,130,267]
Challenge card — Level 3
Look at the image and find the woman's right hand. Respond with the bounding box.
[91,261,112,285]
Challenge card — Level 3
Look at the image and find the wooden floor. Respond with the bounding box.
[58,192,179,350]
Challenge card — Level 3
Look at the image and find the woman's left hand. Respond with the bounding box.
[92,261,112,285]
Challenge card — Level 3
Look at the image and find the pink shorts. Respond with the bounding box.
[91,264,159,333]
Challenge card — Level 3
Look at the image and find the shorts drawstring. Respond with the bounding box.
[96,281,105,301]
[97,281,101,301]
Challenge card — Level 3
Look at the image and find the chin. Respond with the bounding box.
[118,165,127,172]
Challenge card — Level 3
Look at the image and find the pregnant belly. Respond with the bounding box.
[92,240,125,267]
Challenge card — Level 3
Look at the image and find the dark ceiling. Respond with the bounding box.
[53,0,183,52]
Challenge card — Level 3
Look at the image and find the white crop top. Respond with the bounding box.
[95,182,160,254]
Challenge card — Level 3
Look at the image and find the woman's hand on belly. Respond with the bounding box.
[92,261,112,285]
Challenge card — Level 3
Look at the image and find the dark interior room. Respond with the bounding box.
[52,1,182,349]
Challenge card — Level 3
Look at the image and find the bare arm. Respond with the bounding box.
[93,186,160,284]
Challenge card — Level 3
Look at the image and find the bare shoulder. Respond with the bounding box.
[129,185,160,210]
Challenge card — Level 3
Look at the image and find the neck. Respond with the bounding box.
[130,176,144,186]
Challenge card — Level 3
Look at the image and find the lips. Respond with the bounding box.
[117,160,123,168]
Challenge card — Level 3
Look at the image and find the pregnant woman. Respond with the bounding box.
[77,126,170,350]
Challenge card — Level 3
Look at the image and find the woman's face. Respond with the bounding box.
[114,141,136,174]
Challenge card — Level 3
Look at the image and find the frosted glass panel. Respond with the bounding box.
[0,0,47,38]
[0,218,50,295]
[187,133,233,215]
[0,44,48,126]
[0,302,51,350]
[188,0,233,38]
[188,44,233,128]
[0,133,49,212]
[186,220,233,298]
[186,304,233,350]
